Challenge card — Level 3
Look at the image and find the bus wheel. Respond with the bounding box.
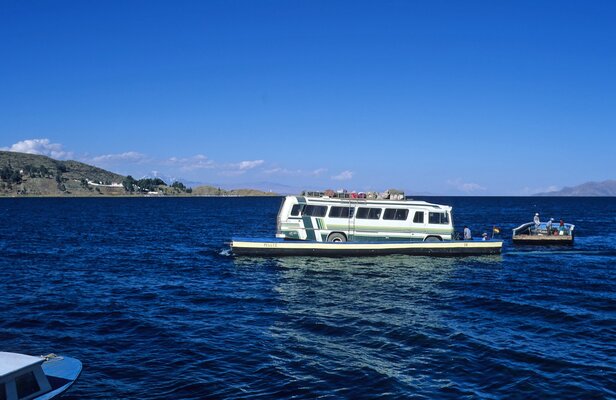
[327,233,347,243]
[424,236,442,242]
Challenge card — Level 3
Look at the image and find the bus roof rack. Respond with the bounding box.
[301,189,406,200]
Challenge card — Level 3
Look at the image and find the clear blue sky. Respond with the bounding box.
[1,0,614,194]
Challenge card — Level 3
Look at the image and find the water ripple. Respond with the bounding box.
[0,197,614,398]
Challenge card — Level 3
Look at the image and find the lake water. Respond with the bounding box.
[0,197,614,399]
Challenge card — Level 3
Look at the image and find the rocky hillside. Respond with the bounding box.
[535,180,616,196]
[0,151,127,196]
[0,151,278,197]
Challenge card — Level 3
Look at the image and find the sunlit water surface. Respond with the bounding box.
[0,197,614,398]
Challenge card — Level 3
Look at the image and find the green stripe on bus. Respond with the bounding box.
[302,216,316,240]
[326,224,451,234]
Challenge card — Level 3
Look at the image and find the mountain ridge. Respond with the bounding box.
[535,180,616,196]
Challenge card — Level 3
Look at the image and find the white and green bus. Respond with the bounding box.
[276,195,454,242]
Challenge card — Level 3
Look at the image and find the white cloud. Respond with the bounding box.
[218,160,265,176]
[264,167,296,175]
[311,168,327,176]
[264,167,327,176]
[446,179,487,193]
[166,156,265,176]
[332,170,354,181]
[237,160,264,170]
[165,154,215,171]
[92,151,147,163]
[1,138,73,159]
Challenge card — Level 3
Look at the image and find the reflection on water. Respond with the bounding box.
[233,255,506,397]
[1,197,614,399]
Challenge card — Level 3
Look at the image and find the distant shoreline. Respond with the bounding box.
[1,194,614,198]
[0,194,281,198]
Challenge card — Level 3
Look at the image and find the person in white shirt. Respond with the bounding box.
[463,226,472,240]
[533,213,541,232]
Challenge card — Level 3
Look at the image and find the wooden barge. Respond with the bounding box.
[230,237,503,257]
[512,222,575,245]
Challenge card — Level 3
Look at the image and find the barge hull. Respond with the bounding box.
[231,238,502,257]
[512,235,574,245]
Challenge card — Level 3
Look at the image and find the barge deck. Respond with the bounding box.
[230,237,503,257]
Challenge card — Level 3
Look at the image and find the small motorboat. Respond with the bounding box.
[512,221,575,245]
[0,352,82,400]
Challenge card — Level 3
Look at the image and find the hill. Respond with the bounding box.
[535,180,616,196]
[191,185,278,197]
[0,151,278,197]
[0,151,127,196]
[0,150,124,183]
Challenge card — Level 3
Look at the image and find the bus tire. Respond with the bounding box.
[424,236,442,242]
[327,233,347,243]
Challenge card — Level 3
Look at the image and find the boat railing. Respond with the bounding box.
[513,222,575,236]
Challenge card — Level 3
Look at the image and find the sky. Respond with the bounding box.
[1,0,615,195]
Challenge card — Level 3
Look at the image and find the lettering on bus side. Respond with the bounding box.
[283,230,299,239]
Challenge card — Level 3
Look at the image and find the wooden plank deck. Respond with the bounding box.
[512,234,574,244]
[231,237,503,257]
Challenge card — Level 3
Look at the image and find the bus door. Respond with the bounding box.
[347,200,356,241]
[410,210,426,241]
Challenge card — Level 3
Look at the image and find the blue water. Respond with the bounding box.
[0,197,614,399]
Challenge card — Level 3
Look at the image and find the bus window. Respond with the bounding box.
[304,205,327,217]
[428,212,449,224]
[413,211,424,223]
[357,207,382,220]
[329,206,354,218]
[383,209,409,220]
[290,204,305,216]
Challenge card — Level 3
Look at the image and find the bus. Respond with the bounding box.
[276,194,454,242]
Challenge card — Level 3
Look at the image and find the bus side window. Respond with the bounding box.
[413,212,424,223]
[357,207,382,220]
[383,209,409,220]
[290,204,304,216]
[428,212,448,224]
[331,206,354,218]
[304,205,327,217]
